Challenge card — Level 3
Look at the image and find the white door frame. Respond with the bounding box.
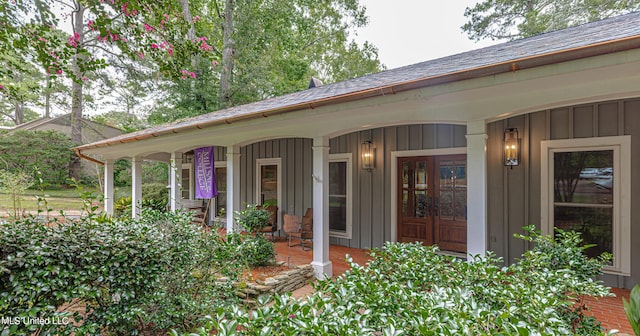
[256,158,282,227]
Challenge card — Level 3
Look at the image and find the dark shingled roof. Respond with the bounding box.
[78,12,640,150]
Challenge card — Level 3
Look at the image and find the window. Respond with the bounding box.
[181,163,193,199]
[329,154,352,238]
[541,136,630,275]
[256,158,281,205]
[214,163,226,217]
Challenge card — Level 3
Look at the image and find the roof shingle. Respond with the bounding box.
[78,12,640,150]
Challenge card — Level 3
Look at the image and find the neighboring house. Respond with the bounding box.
[75,13,640,288]
[11,114,123,177]
[10,114,123,144]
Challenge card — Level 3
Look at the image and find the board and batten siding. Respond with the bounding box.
[487,97,640,289]
[240,138,314,227]
[329,124,467,249]
[238,125,466,250]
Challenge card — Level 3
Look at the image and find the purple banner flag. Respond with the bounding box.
[194,146,218,199]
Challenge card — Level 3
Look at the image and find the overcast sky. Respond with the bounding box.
[354,0,499,69]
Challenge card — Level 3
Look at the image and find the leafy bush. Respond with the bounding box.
[0,169,33,218]
[186,226,612,336]
[239,235,275,267]
[234,204,270,234]
[0,208,244,335]
[0,214,166,335]
[142,182,168,203]
[623,284,640,335]
[113,183,168,217]
[129,210,244,332]
[0,130,75,185]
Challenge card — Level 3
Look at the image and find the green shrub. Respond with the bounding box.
[186,226,612,336]
[0,130,75,186]
[623,284,640,336]
[240,235,275,267]
[0,214,166,335]
[233,204,270,234]
[141,182,168,210]
[114,196,131,217]
[0,208,244,335]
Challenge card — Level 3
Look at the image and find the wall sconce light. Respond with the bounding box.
[361,141,375,171]
[504,128,519,167]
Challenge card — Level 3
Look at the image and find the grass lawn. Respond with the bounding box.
[0,186,102,215]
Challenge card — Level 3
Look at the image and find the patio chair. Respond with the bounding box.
[257,205,278,240]
[284,213,313,251]
[181,199,209,227]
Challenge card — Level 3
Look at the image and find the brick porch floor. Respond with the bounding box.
[272,238,633,334]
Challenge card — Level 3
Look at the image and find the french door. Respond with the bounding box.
[397,155,467,253]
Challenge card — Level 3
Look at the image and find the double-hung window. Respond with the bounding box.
[541,136,630,275]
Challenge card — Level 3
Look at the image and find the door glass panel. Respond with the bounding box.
[439,161,454,220]
[415,190,427,217]
[402,190,409,216]
[454,161,467,220]
[439,160,467,221]
[260,164,278,205]
[416,161,427,187]
[402,162,409,188]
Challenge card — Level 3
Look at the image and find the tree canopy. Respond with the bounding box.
[147,0,384,124]
[462,0,640,41]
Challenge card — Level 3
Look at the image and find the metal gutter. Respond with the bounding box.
[74,35,640,160]
[74,148,105,165]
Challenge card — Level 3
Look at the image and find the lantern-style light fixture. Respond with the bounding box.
[504,128,519,167]
[361,141,375,171]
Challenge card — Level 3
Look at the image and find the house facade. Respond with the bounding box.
[75,13,640,288]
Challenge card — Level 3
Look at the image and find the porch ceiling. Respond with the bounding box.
[79,49,640,161]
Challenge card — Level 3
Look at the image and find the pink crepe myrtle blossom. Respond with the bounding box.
[180,70,196,79]
[82,76,88,81]
[212,60,219,66]
[151,43,159,49]
[143,23,153,32]
[167,48,173,56]
[138,51,144,59]
[0,84,4,90]
[200,41,212,51]
[56,69,63,75]
[67,32,80,47]
[193,15,201,23]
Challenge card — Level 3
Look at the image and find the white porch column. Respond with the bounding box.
[131,156,143,219]
[466,120,488,259]
[226,146,241,233]
[169,152,183,211]
[104,159,115,215]
[312,136,332,279]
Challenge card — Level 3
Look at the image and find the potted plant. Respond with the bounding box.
[234,204,270,235]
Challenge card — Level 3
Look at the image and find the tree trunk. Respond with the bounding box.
[219,0,235,108]
[68,2,85,181]
[44,74,51,118]
[14,102,24,125]
[179,0,197,40]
